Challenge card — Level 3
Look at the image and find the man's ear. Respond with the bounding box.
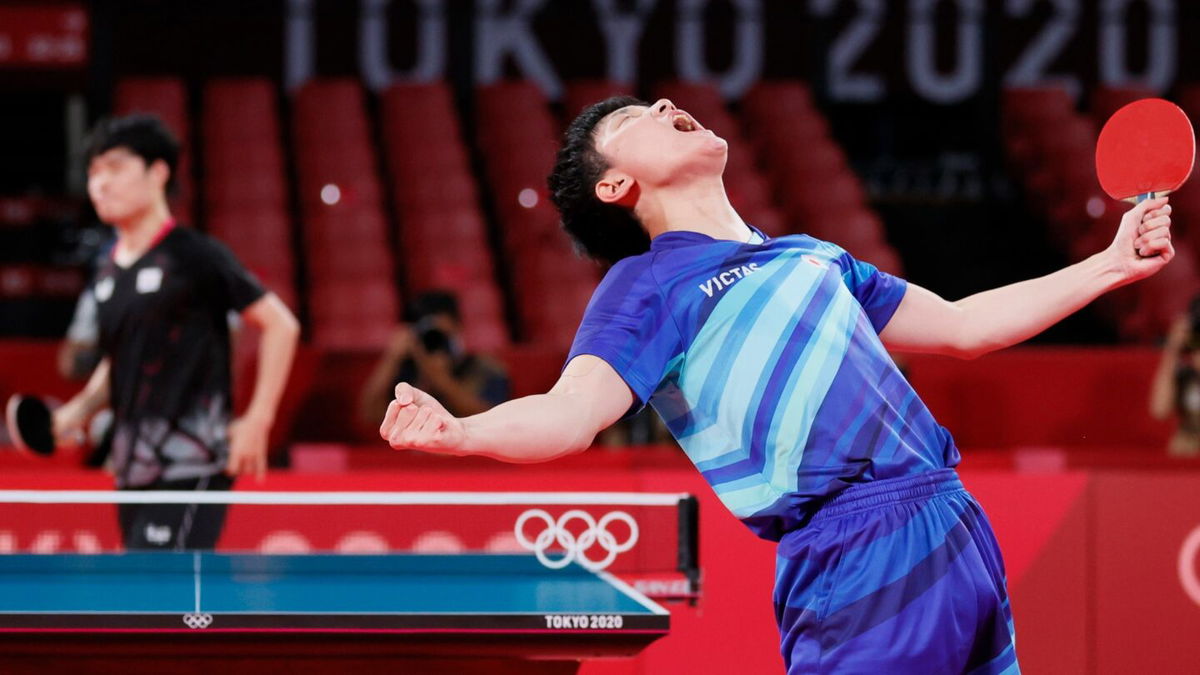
[147,158,171,191]
[595,170,638,207]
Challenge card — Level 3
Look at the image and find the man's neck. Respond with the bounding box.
[113,202,173,265]
[638,176,752,243]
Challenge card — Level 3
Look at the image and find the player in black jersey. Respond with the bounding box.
[54,114,300,550]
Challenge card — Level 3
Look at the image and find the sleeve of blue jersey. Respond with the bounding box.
[836,249,908,333]
[564,259,680,407]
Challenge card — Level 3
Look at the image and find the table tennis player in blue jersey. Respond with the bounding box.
[381,96,1174,673]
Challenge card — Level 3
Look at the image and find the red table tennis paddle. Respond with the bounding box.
[5,394,55,456]
[1096,98,1195,204]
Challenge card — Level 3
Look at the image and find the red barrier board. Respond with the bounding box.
[6,468,1200,673]
[1092,475,1200,674]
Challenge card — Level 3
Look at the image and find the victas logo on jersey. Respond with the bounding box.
[699,262,761,298]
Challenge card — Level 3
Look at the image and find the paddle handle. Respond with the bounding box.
[1126,190,1170,204]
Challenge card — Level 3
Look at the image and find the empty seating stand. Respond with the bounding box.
[292,78,398,350]
[380,82,509,352]
[740,80,903,275]
[201,78,298,312]
[477,80,599,349]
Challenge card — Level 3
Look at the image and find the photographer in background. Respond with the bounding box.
[360,290,510,430]
[1150,295,1200,457]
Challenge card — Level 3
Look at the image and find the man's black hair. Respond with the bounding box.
[548,95,652,266]
[408,290,461,323]
[83,114,181,192]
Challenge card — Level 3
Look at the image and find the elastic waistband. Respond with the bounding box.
[810,469,963,523]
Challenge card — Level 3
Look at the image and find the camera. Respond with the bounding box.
[417,321,451,354]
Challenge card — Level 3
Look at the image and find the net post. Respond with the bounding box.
[676,495,700,604]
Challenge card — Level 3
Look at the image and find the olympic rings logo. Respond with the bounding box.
[1179,525,1200,608]
[514,509,639,571]
[182,613,213,629]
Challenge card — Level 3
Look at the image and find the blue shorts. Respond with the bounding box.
[774,469,1019,674]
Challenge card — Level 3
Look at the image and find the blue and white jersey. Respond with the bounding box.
[568,228,960,540]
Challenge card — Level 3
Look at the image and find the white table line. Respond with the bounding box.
[0,491,690,506]
[193,551,201,614]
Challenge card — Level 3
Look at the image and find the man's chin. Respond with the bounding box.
[94,205,132,225]
[95,211,122,225]
[698,132,728,155]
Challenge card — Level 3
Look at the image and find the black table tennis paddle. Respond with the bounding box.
[5,394,55,456]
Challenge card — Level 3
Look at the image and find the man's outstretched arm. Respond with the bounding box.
[380,354,634,462]
[880,197,1174,359]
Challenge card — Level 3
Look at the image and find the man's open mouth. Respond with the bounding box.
[673,112,698,132]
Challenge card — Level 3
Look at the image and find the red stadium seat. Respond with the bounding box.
[725,172,772,212]
[747,114,830,157]
[309,279,399,320]
[207,203,291,232]
[297,177,383,211]
[293,144,378,175]
[403,249,496,292]
[201,78,295,297]
[477,124,559,159]
[743,81,819,127]
[744,206,790,238]
[381,81,456,119]
[523,280,596,347]
[380,84,464,151]
[759,137,849,183]
[453,283,506,320]
[1089,85,1158,124]
[1001,86,1077,136]
[210,214,291,250]
[307,214,390,245]
[203,78,279,139]
[476,81,550,123]
[114,77,187,130]
[206,172,287,209]
[462,319,511,353]
[1034,117,1097,166]
[311,320,394,351]
[399,206,488,243]
[778,171,867,222]
[813,208,886,252]
[206,142,285,171]
[406,250,497,288]
[307,244,393,280]
[392,173,479,211]
[294,79,367,117]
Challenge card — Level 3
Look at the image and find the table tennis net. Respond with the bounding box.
[0,490,700,602]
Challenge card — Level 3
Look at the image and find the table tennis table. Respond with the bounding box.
[0,551,670,674]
